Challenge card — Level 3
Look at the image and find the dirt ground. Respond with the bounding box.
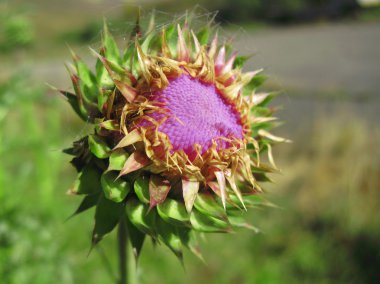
[234,22,380,98]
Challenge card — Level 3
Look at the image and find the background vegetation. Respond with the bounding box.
[1,0,380,283]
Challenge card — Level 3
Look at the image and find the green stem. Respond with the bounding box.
[118,215,138,284]
[118,217,127,284]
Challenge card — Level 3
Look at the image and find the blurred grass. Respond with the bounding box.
[1,74,379,283]
[0,3,35,52]
[0,74,118,283]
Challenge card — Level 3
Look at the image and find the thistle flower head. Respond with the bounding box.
[137,74,244,158]
[61,12,285,260]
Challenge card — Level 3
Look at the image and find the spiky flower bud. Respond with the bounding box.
[61,13,285,260]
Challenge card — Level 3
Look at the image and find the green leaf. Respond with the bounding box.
[67,193,101,220]
[61,91,88,121]
[63,147,75,156]
[76,60,99,102]
[178,229,205,263]
[194,193,227,220]
[96,57,114,88]
[71,164,101,195]
[147,32,161,56]
[99,119,119,131]
[67,61,101,122]
[88,134,111,159]
[134,175,150,204]
[157,199,190,226]
[197,27,210,46]
[108,149,129,171]
[257,93,276,107]
[243,74,268,96]
[251,122,274,135]
[226,194,267,211]
[63,137,86,157]
[92,195,124,245]
[141,32,155,54]
[97,88,112,112]
[103,21,120,64]
[228,213,259,232]
[125,199,156,236]
[233,55,251,69]
[122,43,136,71]
[165,24,177,57]
[190,210,231,233]
[225,43,233,56]
[125,216,146,261]
[240,194,268,207]
[251,106,273,119]
[253,173,272,182]
[101,172,130,202]
[104,58,125,75]
[81,82,99,104]
[156,218,183,260]
[67,137,90,172]
[250,74,267,88]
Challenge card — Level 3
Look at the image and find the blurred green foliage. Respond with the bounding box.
[0,74,116,283]
[0,7,34,51]
[358,3,380,20]
[59,20,102,44]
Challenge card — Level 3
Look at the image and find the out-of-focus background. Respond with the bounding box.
[1,0,380,283]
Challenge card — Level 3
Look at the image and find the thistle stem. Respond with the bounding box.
[118,216,127,284]
[118,215,138,284]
